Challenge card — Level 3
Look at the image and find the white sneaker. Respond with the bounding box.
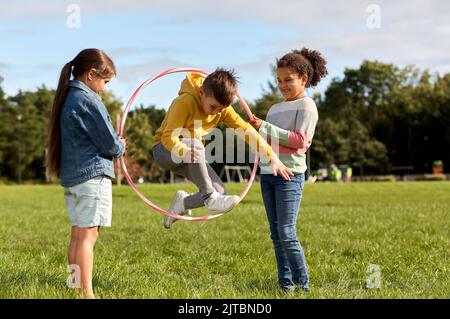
[204,191,240,213]
[164,190,192,229]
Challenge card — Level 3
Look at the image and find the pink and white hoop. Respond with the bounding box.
[118,68,259,221]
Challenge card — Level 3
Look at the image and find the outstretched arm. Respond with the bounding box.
[250,110,317,153]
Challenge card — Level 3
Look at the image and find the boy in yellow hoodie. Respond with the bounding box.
[152,68,293,229]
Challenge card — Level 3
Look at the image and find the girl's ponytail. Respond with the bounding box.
[297,48,328,87]
[46,62,72,178]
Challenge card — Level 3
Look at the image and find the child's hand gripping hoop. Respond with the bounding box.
[118,68,259,221]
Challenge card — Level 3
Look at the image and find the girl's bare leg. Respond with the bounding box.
[75,226,99,298]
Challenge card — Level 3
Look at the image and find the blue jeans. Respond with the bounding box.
[260,173,309,289]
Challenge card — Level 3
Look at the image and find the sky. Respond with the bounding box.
[1,0,449,110]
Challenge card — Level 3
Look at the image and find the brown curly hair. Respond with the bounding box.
[277,47,328,88]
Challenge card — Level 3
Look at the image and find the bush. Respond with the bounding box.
[419,174,447,181]
[373,175,397,182]
[0,177,11,185]
[353,175,397,182]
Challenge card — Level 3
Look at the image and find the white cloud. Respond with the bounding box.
[106,57,190,106]
[2,0,449,99]
[107,47,176,59]
[3,0,449,63]
[114,58,186,82]
[0,0,375,30]
[1,0,446,24]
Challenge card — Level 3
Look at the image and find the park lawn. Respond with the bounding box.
[0,181,448,299]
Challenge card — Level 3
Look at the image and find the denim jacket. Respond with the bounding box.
[60,80,125,187]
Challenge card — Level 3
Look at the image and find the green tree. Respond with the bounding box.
[125,106,154,170]
[101,90,123,129]
[0,76,14,180]
[29,86,55,180]
[432,74,450,171]
[316,60,442,174]
[1,89,44,181]
[252,65,283,119]
[312,118,350,167]
[139,105,166,135]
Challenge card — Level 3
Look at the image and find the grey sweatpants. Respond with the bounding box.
[152,141,226,209]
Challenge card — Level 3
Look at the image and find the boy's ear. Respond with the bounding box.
[199,86,204,97]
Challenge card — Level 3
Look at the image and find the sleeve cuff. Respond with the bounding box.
[259,121,269,134]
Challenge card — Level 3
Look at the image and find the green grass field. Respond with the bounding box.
[0,182,449,299]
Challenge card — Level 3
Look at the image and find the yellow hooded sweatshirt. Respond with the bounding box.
[154,73,273,159]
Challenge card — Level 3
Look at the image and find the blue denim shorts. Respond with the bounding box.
[64,175,112,228]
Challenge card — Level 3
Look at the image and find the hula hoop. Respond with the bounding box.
[118,68,259,221]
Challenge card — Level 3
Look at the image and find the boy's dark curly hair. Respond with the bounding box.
[277,47,328,87]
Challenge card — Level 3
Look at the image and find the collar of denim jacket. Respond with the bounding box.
[69,80,102,102]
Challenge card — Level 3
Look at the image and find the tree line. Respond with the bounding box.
[0,60,449,183]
